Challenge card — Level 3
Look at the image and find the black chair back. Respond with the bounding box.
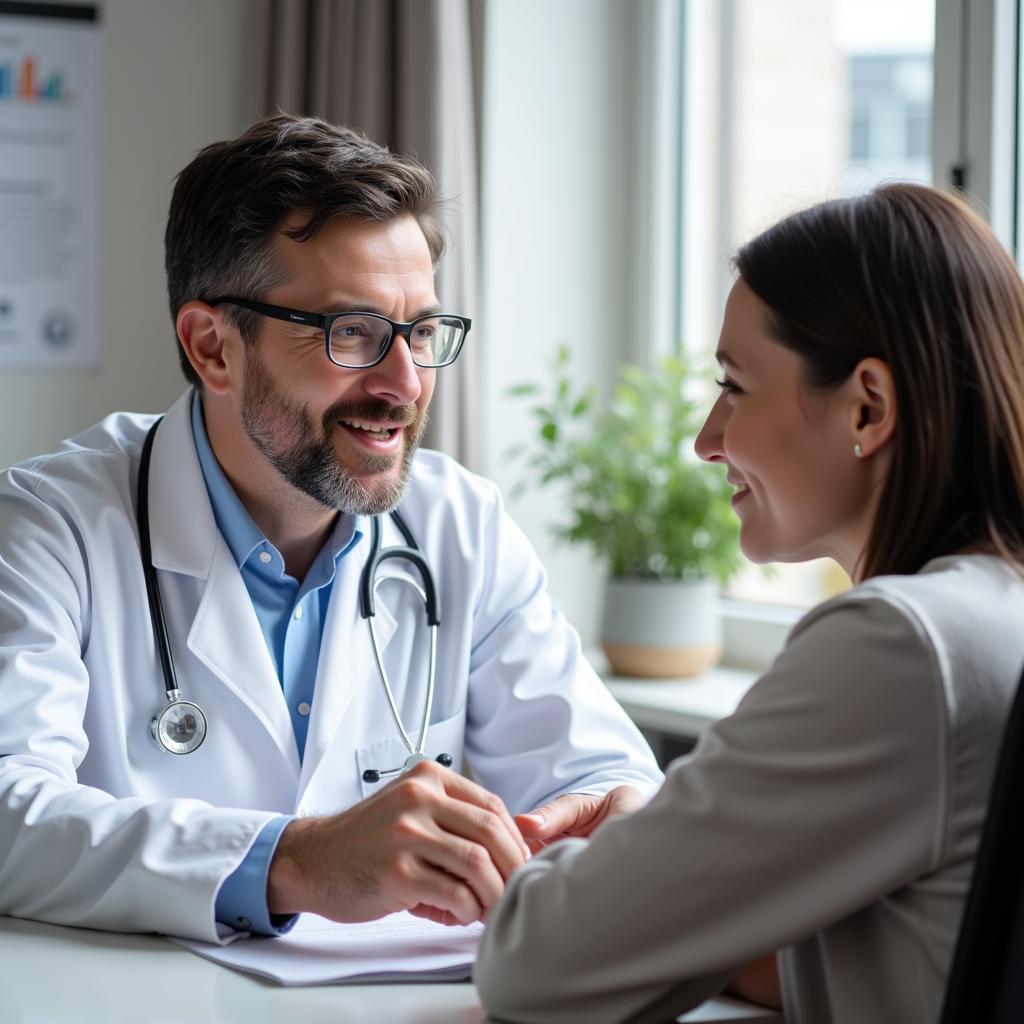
[939,663,1024,1022]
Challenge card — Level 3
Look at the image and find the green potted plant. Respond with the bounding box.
[509,346,741,678]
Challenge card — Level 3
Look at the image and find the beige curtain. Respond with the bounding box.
[250,0,484,470]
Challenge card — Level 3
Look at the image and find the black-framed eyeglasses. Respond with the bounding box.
[210,297,471,370]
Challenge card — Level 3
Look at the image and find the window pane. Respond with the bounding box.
[1017,4,1024,269]
[681,0,935,607]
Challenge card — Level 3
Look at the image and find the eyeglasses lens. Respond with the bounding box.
[328,315,464,368]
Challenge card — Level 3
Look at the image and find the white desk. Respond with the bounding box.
[0,916,781,1023]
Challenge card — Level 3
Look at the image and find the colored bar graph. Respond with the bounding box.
[19,55,33,98]
[0,55,72,102]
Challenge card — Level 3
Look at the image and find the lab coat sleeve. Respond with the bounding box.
[461,482,663,814]
[0,467,278,942]
[474,594,946,1023]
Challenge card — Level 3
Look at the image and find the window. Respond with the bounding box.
[678,0,937,608]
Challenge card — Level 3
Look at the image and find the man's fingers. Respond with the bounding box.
[421,829,506,908]
[402,863,485,926]
[431,802,526,883]
[408,903,462,927]
[409,905,468,929]
[416,762,530,859]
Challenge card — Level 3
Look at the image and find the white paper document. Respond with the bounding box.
[174,912,483,985]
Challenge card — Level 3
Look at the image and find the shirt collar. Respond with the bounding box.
[191,392,265,568]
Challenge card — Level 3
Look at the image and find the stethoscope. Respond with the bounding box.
[139,417,453,778]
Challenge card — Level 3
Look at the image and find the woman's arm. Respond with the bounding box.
[475,595,945,1024]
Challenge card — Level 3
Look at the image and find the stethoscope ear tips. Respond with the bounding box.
[362,769,382,783]
[436,753,453,768]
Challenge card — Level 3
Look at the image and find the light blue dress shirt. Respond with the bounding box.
[190,395,363,934]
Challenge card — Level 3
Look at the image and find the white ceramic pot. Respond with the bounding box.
[600,576,721,678]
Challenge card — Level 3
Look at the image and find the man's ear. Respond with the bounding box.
[849,356,897,458]
[176,302,240,395]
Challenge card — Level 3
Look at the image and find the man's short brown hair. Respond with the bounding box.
[165,114,446,386]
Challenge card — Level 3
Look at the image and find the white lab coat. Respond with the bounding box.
[0,391,662,942]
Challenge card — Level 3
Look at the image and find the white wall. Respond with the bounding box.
[1,0,636,647]
[0,0,253,467]
[479,0,639,648]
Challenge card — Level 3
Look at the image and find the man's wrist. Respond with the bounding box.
[267,817,315,915]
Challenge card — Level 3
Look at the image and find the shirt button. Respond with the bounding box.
[258,552,272,564]
[237,917,252,930]
[293,606,303,620]
[297,702,311,716]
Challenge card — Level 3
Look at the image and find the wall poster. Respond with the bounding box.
[0,1,102,370]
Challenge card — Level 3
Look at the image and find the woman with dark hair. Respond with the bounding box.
[475,184,1024,1024]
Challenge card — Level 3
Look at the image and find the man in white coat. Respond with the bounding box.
[0,114,662,942]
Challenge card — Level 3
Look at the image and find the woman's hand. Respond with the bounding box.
[514,785,645,853]
[726,953,783,1009]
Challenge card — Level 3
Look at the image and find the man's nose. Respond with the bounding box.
[364,332,423,405]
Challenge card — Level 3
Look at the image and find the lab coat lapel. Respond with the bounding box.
[146,392,301,775]
[187,540,301,772]
[297,522,399,801]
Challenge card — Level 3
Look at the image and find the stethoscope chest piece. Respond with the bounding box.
[151,695,208,755]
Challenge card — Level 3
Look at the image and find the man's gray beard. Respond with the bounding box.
[240,347,425,516]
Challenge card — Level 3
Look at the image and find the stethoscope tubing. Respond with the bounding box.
[139,418,207,755]
[138,418,180,704]
[359,513,440,626]
[138,415,447,773]
[360,512,448,780]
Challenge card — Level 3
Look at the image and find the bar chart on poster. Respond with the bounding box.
[0,1,102,370]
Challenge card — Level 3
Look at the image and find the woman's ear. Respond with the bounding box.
[176,302,239,395]
[850,357,897,458]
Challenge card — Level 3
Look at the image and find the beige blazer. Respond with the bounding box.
[477,554,1024,1024]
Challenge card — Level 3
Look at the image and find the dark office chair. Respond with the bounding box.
[939,662,1024,1023]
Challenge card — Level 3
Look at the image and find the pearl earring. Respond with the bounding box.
[854,442,863,458]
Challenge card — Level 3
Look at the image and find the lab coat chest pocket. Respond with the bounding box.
[356,708,467,800]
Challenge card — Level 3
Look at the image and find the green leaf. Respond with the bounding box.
[503,344,741,583]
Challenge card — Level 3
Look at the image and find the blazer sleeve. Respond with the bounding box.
[475,593,947,1023]
[0,467,278,942]
[461,483,664,814]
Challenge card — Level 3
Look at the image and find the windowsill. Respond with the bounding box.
[590,598,803,743]
[602,663,759,740]
[719,598,802,671]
